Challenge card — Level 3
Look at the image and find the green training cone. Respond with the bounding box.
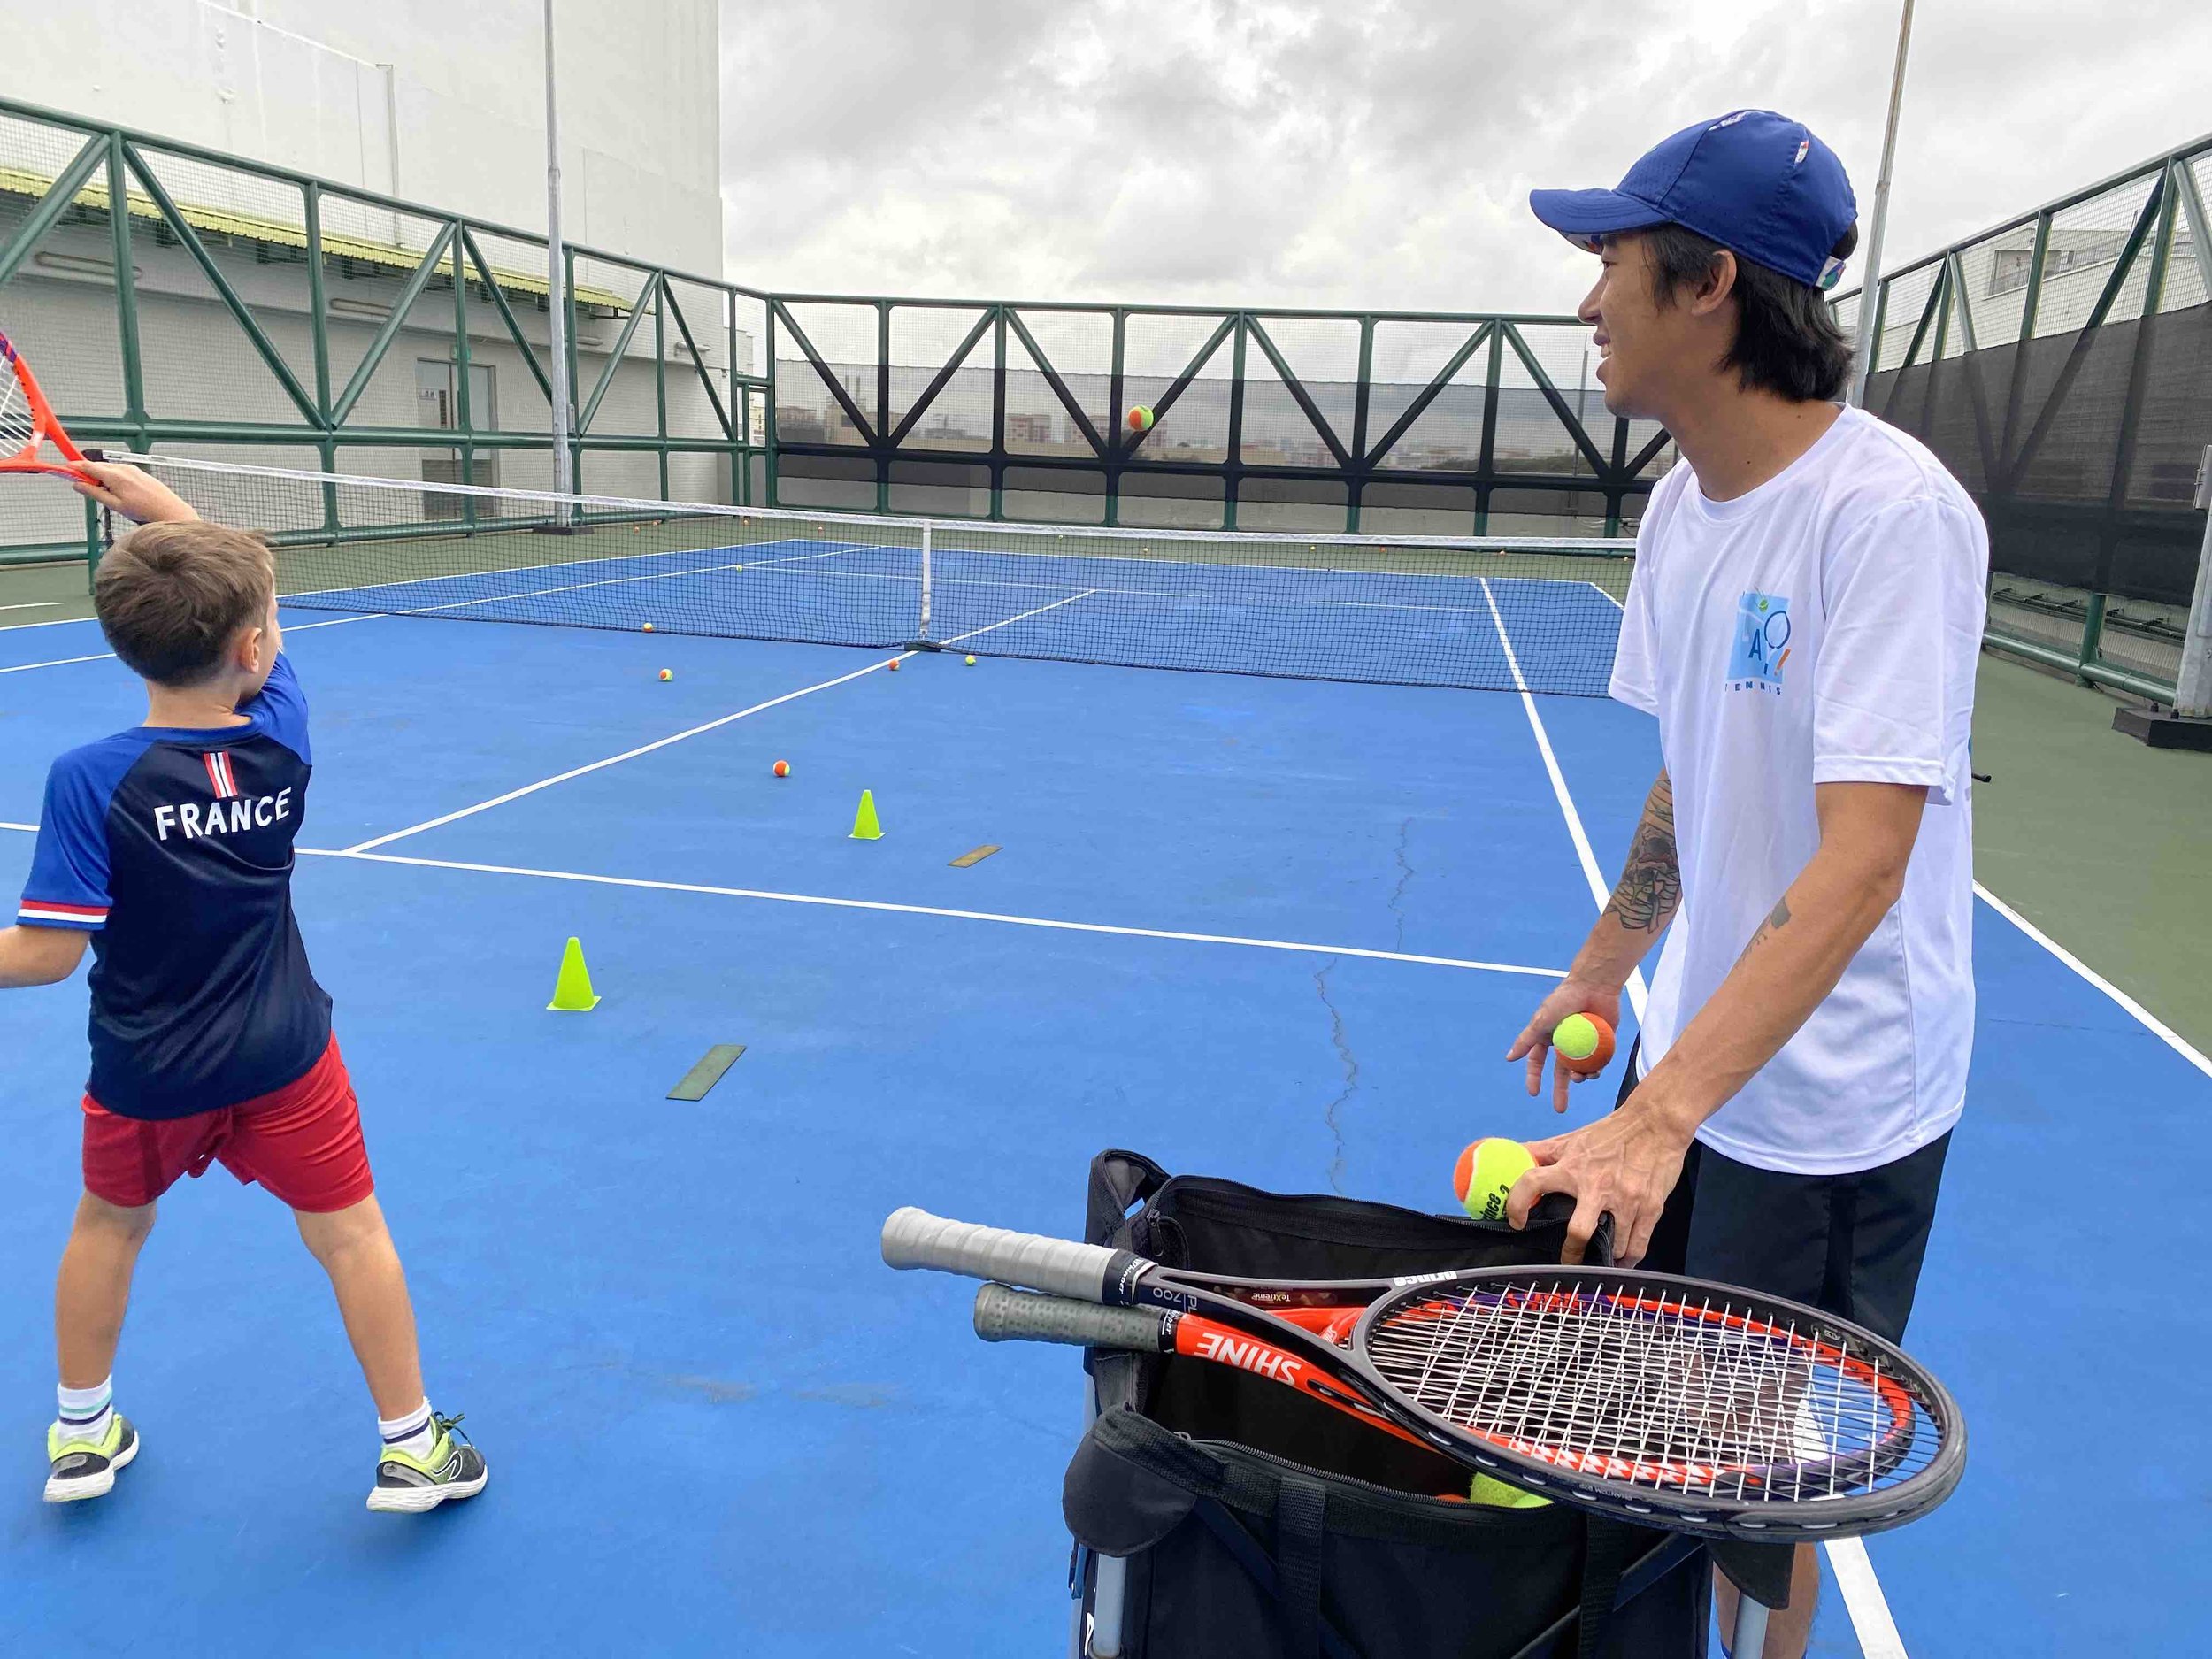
[547,936,602,1011]
[849,788,883,841]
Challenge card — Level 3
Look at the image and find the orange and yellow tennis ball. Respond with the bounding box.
[887,658,901,671]
[964,654,977,665]
[641,622,654,632]
[1552,1013,1617,1076]
[772,759,790,778]
[1454,1137,1534,1223]
[657,669,672,681]
[1126,404,1156,433]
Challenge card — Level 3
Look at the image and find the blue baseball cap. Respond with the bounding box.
[1530,111,1858,290]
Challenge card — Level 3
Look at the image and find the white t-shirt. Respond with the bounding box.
[1609,405,1987,1176]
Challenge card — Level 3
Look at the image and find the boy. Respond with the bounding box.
[1502,113,1985,1655]
[0,462,487,1513]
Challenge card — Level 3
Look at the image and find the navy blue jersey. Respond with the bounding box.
[19,654,331,1119]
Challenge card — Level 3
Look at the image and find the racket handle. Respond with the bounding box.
[881,1207,1121,1301]
[973,1284,1166,1350]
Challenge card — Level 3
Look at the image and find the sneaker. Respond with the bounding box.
[44,1415,139,1503]
[366,1412,488,1513]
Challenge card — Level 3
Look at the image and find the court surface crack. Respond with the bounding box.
[1388,817,1415,951]
[1314,959,1358,1194]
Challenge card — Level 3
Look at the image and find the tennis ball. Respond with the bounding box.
[1127,404,1156,433]
[641,622,654,632]
[1454,1137,1534,1223]
[964,654,977,665]
[887,658,901,672]
[772,759,790,778]
[1468,1472,1550,1509]
[657,669,672,681]
[1552,1013,1617,1076]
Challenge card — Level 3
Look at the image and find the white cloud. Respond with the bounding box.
[720,0,2212,318]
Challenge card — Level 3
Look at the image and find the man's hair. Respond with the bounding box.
[93,521,275,687]
[1641,223,1860,402]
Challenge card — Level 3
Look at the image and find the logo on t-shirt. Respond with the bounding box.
[1726,591,1792,695]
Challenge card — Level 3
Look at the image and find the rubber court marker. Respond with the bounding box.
[667,1044,746,1101]
[949,845,1000,868]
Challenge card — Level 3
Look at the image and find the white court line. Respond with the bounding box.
[1972,879,2212,1078]
[306,846,1569,976]
[341,654,909,853]
[0,601,60,613]
[0,611,102,633]
[283,535,871,607]
[342,588,1101,851]
[1825,1540,1908,1659]
[0,611,385,677]
[0,818,1563,975]
[1477,578,1650,1024]
[941,589,1100,644]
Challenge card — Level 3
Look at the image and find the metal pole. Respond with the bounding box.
[542,0,576,499]
[2176,444,2212,718]
[1848,0,1916,408]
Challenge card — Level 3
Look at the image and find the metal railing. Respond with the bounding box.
[0,93,770,565]
[0,93,1670,573]
[1837,130,2212,702]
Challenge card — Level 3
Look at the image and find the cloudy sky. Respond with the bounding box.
[718,0,2211,317]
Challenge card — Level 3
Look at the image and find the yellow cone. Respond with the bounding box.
[547,936,602,1010]
[849,788,883,841]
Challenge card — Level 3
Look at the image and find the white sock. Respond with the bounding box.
[378,1399,439,1462]
[56,1377,114,1448]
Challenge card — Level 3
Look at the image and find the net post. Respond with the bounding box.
[2175,444,2212,718]
[82,492,101,595]
[918,519,933,644]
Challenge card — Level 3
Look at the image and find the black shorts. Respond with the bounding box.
[1621,1041,1950,1344]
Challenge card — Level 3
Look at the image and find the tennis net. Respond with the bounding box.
[122,454,1636,696]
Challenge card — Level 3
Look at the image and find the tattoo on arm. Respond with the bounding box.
[1609,772,1681,934]
[1735,895,1793,963]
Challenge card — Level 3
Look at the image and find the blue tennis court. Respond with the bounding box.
[0,589,2206,1655]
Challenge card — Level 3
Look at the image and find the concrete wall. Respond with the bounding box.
[0,0,721,276]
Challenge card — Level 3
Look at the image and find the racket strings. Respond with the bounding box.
[0,355,35,453]
[1364,1283,1941,1501]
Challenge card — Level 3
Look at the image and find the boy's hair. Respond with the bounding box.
[94,521,275,687]
[1641,222,1861,402]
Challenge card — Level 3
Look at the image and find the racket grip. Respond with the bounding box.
[881,1207,1119,1300]
[973,1284,1164,1350]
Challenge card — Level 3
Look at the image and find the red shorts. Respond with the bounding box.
[81,1036,374,1213]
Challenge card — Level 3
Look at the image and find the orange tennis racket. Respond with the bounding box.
[0,328,96,486]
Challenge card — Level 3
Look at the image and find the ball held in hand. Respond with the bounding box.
[1551,1012,1616,1075]
[1453,1136,1535,1223]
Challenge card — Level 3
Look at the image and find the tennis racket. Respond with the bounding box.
[883,1207,1965,1542]
[0,328,96,486]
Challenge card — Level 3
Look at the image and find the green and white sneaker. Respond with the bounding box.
[45,1415,139,1503]
[366,1412,488,1513]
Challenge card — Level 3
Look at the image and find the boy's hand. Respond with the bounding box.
[70,462,199,526]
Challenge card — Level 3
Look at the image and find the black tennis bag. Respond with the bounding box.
[1061,1150,1709,1659]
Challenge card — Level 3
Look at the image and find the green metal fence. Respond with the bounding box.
[0,94,771,565]
[0,93,1671,573]
[1835,131,2212,702]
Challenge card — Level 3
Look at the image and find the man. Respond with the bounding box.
[1501,111,1985,1657]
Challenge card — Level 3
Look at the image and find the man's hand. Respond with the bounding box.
[69,461,198,526]
[1506,976,1623,1112]
[1504,1087,1696,1266]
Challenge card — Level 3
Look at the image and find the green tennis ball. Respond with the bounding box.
[1453,1137,1534,1223]
[1468,1472,1550,1509]
[1551,1012,1616,1074]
